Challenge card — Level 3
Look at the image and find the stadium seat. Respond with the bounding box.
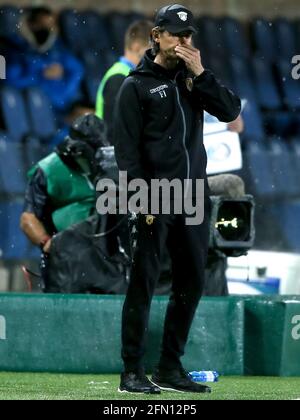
[271,202,300,252]
[23,137,49,171]
[59,9,88,54]
[267,138,300,198]
[0,6,22,39]
[25,87,57,141]
[251,56,282,110]
[222,17,250,59]
[206,56,234,90]
[196,17,228,59]
[81,50,108,80]
[106,12,130,56]
[127,11,146,24]
[289,137,300,178]
[0,140,26,195]
[276,59,300,110]
[295,19,300,53]
[0,86,31,142]
[240,100,265,143]
[0,200,33,260]
[229,57,257,104]
[243,142,276,198]
[251,18,277,62]
[263,111,294,137]
[273,18,297,60]
[81,10,111,53]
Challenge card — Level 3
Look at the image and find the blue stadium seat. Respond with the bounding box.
[193,16,210,63]
[271,202,300,252]
[0,6,22,38]
[0,140,26,195]
[196,17,227,59]
[276,59,300,110]
[229,57,257,104]
[81,50,107,80]
[251,18,277,61]
[251,57,282,110]
[289,137,300,177]
[263,111,294,137]
[59,9,89,54]
[23,137,49,171]
[206,56,234,90]
[0,201,6,256]
[243,142,276,198]
[106,12,130,56]
[295,19,300,52]
[127,11,146,25]
[81,10,111,53]
[241,100,265,143]
[222,17,250,59]
[273,18,297,60]
[0,86,31,142]
[25,87,57,141]
[0,200,33,260]
[268,138,300,198]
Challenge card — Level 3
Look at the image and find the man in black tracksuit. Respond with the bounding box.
[114,4,241,394]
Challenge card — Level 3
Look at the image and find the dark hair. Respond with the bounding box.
[124,19,153,49]
[150,26,165,55]
[26,7,53,24]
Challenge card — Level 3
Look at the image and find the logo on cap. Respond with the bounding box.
[177,11,188,21]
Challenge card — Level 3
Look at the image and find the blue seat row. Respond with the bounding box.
[243,138,300,199]
[0,199,39,260]
[0,86,67,145]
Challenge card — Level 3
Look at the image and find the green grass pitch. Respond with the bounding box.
[0,373,300,400]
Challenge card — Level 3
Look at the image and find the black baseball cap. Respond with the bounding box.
[154,4,197,34]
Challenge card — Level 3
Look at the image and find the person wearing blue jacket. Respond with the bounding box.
[6,7,84,115]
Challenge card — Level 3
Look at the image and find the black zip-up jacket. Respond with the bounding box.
[113,50,241,190]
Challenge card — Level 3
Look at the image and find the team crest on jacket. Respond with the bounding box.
[177,12,188,21]
[145,215,156,225]
[185,77,194,92]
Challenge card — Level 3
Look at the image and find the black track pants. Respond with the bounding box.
[121,200,211,372]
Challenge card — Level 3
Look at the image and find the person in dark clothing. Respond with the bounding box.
[113,4,241,394]
[96,19,153,143]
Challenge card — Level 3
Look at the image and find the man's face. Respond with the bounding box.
[154,29,193,61]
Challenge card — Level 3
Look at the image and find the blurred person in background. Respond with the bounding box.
[6,7,86,120]
[96,19,153,143]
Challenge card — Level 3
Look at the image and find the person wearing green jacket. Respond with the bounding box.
[96,19,153,143]
[20,113,108,286]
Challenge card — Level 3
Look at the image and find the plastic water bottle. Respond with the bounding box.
[188,371,219,383]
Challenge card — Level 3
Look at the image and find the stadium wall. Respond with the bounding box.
[1,0,300,19]
[0,294,299,376]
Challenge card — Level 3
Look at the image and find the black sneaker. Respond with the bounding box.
[118,372,161,394]
[151,367,211,393]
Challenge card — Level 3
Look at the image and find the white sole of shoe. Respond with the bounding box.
[149,379,185,393]
[118,387,161,395]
